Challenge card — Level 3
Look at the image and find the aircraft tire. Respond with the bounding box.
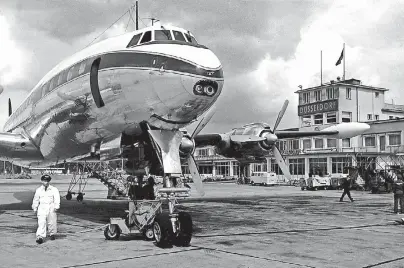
[153,213,174,248]
[104,224,121,240]
[174,212,193,247]
[66,192,72,201]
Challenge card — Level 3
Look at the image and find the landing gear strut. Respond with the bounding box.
[153,185,193,248]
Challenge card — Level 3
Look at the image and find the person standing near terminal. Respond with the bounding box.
[340,176,354,202]
[32,174,60,244]
[393,178,404,214]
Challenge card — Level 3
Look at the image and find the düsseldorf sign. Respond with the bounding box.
[298,99,338,116]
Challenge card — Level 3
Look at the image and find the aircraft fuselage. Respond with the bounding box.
[2,26,224,167]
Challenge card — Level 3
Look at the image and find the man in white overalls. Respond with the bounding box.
[32,174,60,244]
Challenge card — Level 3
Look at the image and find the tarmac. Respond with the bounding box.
[1,175,404,268]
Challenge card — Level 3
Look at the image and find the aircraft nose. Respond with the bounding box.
[195,49,222,69]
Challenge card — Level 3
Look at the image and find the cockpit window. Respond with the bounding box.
[127,33,142,47]
[154,30,172,40]
[140,31,152,44]
[184,32,198,44]
[172,30,186,42]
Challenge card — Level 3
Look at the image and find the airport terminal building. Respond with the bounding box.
[194,78,404,179]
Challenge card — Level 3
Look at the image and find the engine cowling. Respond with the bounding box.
[179,135,195,158]
[258,130,278,151]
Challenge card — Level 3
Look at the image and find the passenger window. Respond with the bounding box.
[154,30,172,40]
[139,31,152,44]
[48,79,55,93]
[127,33,142,47]
[173,31,186,42]
[67,67,74,81]
[57,73,63,86]
[78,61,86,75]
[40,83,49,98]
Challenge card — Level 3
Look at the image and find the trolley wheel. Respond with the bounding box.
[143,226,155,241]
[104,224,121,240]
[175,212,193,247]
[77,193,84,202]
[153,213,174,248]
[66,192,72,201]
[301,187,305,191]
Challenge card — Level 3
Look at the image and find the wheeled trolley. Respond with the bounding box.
[104,199,162,241]
[104,187,193,248]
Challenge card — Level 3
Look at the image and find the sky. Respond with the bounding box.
[0,0,404,134]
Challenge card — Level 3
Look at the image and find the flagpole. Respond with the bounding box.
[321,50,323,85]
[343,43,345,81]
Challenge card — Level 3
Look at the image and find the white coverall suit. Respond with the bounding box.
[32,185,60,238]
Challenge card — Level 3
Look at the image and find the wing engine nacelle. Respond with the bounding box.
[321,122,370,139]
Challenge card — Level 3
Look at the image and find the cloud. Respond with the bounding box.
[2,0,404,138]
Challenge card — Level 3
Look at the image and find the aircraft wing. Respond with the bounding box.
[0,132,43,161]
[194,133,223,147]
[275,130,339,139]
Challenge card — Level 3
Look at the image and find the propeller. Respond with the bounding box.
[272,144,291,179]
[269,100,291,180]
[186,106,217,196]
[191,105,216,138]
[273,100,289,132]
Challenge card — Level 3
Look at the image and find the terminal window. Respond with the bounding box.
[303,139,311,150]
[289,158,305,175]
[342,111,352,122]
[346,88,351,99]
[309,158,327,176]
[314,114,323,125]
[314,90,321,101]
[302,92,310,104]
[389,133,401,146]
[342,138,351,148]
[314,138,323,149]
[375,92,379,98]
[332,157,352,173]
[326,112,337,123]
[327,139,337,148]
[364,136,376,147]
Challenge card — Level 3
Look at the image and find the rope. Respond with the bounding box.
[85,5,135,48]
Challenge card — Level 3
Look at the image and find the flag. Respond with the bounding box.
[335,48,344,66]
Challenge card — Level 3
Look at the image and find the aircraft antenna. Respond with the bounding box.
[85,3,137,48]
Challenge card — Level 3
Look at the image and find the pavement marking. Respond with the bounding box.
[362,256,404,267]
[194,222,401,238]
[57,248,201,268]
[191,245,317,268]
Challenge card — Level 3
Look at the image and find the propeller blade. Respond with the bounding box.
[187,155,205,196]
[272,144,291,180]
[191,106,216,138]
[8,98,12,116]
[230,135,265,143]
[273,100,289,132]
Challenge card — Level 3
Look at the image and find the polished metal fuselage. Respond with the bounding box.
[2,30,224,167]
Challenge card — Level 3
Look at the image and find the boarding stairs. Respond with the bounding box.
[67,161,129,200]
